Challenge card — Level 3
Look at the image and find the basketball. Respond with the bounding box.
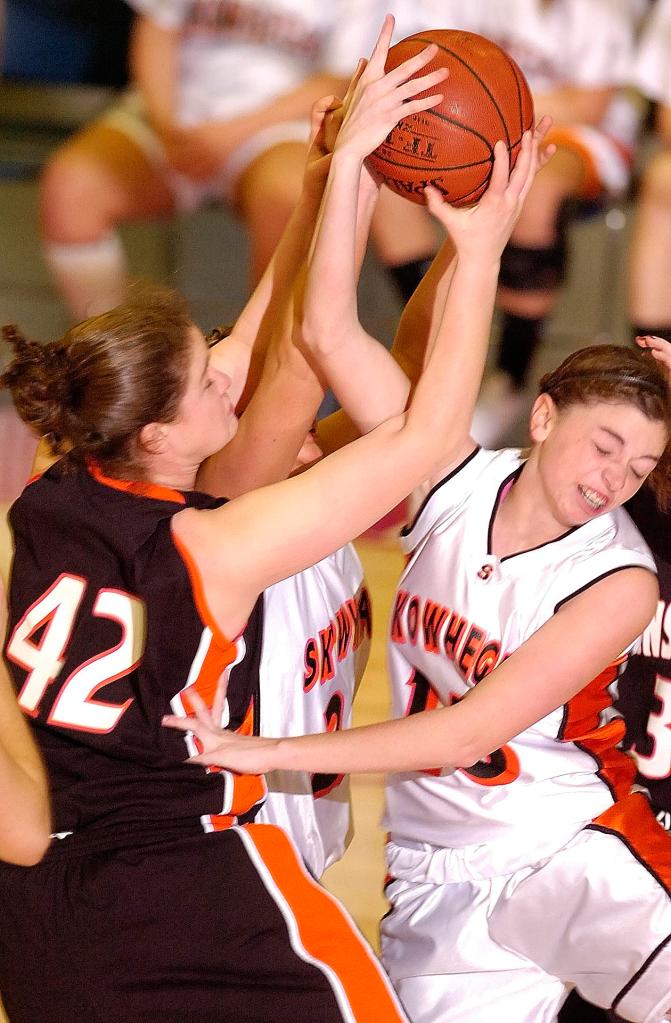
[367,30,534,207]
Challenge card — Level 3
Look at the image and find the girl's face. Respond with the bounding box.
[165,326,238,464]
[532,398,668,528]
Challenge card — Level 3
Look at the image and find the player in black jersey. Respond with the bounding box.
[0,20,547,1022]
[0,579,50,867]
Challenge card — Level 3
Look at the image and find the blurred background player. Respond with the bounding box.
[38,0,381,321]
[628,0,671,347]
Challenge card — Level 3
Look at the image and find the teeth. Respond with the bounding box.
[579,485,606,510]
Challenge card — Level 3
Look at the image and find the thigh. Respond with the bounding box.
[381,874,567,1023]
[490,795,671,1023]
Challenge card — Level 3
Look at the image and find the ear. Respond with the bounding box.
[139,421,168,455]
[528,393,557,443]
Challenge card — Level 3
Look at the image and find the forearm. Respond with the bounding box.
[390,234,457,387]
[233,170,328,411]
[266,705,474,775]
[130,15,180,132]
[403,252,500,454]
[198,296,324,497]
[249,573,655,779]
[303,149,362,354]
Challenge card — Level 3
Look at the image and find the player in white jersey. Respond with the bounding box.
[256,546,371,877]
[168,73,671,1023]
[176,356,671,1023]
[38,0,382,320]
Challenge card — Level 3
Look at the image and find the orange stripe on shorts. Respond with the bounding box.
[240,823,408,1023]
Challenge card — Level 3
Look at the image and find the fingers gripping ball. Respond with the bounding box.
[368,30,534,207]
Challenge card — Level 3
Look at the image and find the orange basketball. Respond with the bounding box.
[367,29,534,207]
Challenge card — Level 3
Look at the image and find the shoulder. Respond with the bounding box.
[551,507,656,616]
[402,447,521,552]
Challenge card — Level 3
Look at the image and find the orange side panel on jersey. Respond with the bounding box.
[593,793,671,895]
[176,588,265,825]
[171,529,237,653]
[244,824,407,1023]
[561,657,636,800]
[182,639,236,715]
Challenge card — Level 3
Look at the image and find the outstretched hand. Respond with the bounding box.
[303,59,369,192]
[333,14,449,164]
[636,334,671,383]
[163,690,279,775]
[423,115,555,261]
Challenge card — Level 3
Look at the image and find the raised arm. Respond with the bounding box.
[298,25,448,436]
[173,23,549,639]
[196,82,380,498]
[0,582,51,864]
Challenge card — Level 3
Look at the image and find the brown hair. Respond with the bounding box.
[1,283,192,478]
[538,344,671,509]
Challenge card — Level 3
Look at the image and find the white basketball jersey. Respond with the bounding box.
[384,448,656,870]
[256,544,371,878]
[389,0,638,92]
[128,0,382,124]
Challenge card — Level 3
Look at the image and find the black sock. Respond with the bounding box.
[631,324,671,345]
[386,256,434,304]
[497,313,544,388]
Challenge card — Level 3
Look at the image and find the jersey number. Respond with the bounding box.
[6,573,144,733]
[311,691,345,799]
[405,669,520,787]
[634,672,671,781]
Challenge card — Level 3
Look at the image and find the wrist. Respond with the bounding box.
[330,148,365,174]
[272,736,293,772]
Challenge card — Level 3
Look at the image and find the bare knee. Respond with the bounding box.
[40,127,174,244]
[40,145,121,243]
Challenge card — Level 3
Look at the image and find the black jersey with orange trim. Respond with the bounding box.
[620,488,671,828]
[4,457,264,843]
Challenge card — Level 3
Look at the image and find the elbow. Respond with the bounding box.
[450,740,485,772]
[440,718,492,772]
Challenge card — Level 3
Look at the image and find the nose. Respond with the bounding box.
[602,460,627,493]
